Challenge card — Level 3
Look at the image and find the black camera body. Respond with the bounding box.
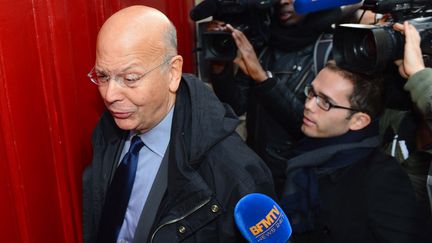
[333,0,432,74]
[201,31,238,61]
[191,0,275,61]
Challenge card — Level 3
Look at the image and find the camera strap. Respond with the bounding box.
[313,33,333,76]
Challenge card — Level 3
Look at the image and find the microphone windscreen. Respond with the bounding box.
[294,0,362,14]
[234,193,291,243]
[189,0,218,21]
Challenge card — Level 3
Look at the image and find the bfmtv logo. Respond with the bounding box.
[249,205,283,240]
[234,193,292,243]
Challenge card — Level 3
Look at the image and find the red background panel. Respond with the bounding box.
[0,0,195,242]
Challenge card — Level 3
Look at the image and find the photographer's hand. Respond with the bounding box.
[226,24,268,83]
[393,21,425,79]
[207,20,226,31]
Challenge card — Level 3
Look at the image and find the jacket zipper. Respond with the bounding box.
[149,197,212,243]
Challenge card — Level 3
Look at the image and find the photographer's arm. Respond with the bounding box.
[226,24,269,83]
[224,24,305,135]
[394,21,432,121]
[206,21,251,116]
[394,21,425,78]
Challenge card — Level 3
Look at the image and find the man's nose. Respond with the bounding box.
[304,96,316,111]
[101,79,123,103]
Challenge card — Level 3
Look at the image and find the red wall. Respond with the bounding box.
[0,0,195,242]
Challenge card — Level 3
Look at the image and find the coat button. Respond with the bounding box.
[211,204,220,213]
[178,225,186,234]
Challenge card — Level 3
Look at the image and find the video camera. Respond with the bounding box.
[333,0,432,74]
[190,0,276,61]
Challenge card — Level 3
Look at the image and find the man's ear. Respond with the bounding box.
[348,112,371,131]
[168,55,183,93]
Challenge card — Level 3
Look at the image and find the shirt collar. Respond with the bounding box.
[129,107,174,157]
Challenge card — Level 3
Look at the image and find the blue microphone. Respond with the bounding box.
[234,193,291,242]
[294,0,362,14]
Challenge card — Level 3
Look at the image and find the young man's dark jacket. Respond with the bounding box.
[280,122,432,243]
[82,74,275,243]
[212,44,314,196]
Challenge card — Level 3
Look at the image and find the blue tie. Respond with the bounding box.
[97,135,144,243]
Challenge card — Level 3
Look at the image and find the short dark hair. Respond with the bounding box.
[325,61,384,119]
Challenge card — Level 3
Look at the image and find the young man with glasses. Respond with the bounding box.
[280,61,431,242]
[82,5,275,243]
[207,0,345,196]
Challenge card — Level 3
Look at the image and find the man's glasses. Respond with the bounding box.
[87,57,172,88]
[304,85,362,112]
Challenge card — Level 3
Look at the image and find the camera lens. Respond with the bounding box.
[209,35,236,56]
[202,31,238,61]
[334,24,404,74]
[357,32,377,61]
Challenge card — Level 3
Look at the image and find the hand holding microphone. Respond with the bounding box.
[234,193,291,243]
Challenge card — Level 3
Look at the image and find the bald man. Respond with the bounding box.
[82,5,275,243]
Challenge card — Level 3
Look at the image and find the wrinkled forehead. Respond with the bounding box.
[95,39,164,73]
[98,21,164,52]
[95,26,166,70]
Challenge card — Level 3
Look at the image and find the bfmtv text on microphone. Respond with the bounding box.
[234,193,292,243]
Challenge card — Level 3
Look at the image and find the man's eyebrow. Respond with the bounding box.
[319,92,336,104]
[94,67,105,73]
[120,63,141,73]
[95,63,142,74]
[312,85,337,104]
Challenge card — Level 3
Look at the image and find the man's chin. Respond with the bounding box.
[301,126,318,138]
[301,125,308,136]
[113,118,136,131]
[278,14,304,27]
